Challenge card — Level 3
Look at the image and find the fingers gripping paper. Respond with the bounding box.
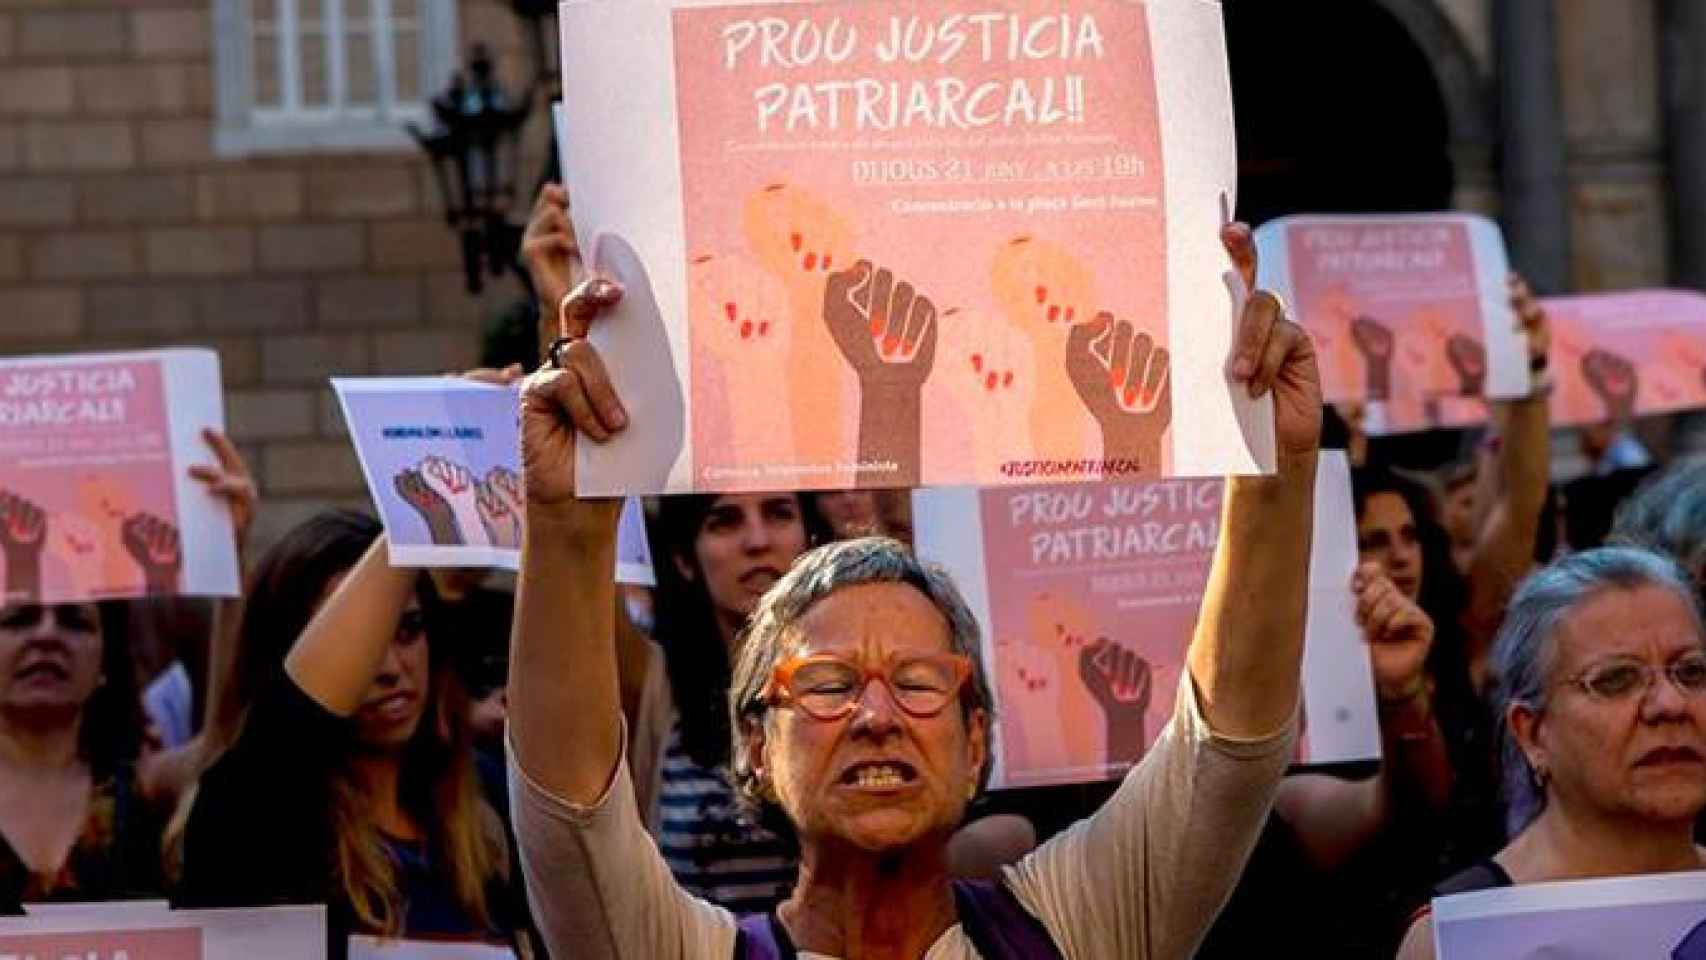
[557,0,1272,495]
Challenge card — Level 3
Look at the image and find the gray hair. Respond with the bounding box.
[726,536,996,816]
[1490,546,1706,835]
[1610,457,1706,597]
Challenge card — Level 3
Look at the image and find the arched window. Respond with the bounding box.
[213,0,458,156]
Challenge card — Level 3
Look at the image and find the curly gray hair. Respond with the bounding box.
[726,536,996,816]
[1490,546,1706,835]
[1610,456,1706,597]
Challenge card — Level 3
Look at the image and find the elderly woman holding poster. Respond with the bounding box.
[1397,546,1706,959]
[505,218,1324,959]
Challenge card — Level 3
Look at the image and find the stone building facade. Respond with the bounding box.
[0,0,1698,547]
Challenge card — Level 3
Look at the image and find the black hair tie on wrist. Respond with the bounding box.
[1530,352,1549,374]
[546,335,583,370]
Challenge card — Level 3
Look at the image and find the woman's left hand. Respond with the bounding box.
[1221,221,1323,459]
[188,428,258,557]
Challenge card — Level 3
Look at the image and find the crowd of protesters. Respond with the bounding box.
[0,182,1702,960]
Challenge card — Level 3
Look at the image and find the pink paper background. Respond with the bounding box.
[0,926,202,959]
[672,0,1169,490]
[0,358,181,603]
[977,480,1219,787]
[1287,219,1486,432]
[1426,290,1706,431]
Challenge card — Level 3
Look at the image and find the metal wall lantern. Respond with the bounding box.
[409,44,533,294]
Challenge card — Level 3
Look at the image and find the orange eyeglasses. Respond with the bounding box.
[759,652,973,721]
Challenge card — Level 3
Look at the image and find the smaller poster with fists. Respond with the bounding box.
[0,349,239,605]
[1255,213,1528,435]
[1525,290,1706,427]
[334,376,655,581]
[913,451,1378,788]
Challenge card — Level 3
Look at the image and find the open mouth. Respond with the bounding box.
[364,691,417,721]
[1635,746,1705,767]
[839,760,919,790]
[15,660,70,683]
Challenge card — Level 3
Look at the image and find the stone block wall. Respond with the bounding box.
[0,0,546,552]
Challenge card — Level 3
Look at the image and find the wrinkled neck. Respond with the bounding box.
[1509,800,1702,881]
[780,836,957,960]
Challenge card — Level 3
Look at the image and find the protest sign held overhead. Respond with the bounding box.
[334,376,653,581]
[912,451,1378,788]
[1255,213,1528,435]
[556,0,1275,496]
[0,349,239,606]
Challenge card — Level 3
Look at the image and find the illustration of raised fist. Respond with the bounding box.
[1078,636,1152,766]
[475,479,522,550]
[1582,348,1638,421]
[395,468,462,546]
[1350,315,1395,401]
[419,455,487,546]
[0,490,47,603]
[1066,312,1170,477]
[47,512,108,600]
[121,512,182,595]
[484,466,523,516]
[824,259,938,384]
[1446,333,1486,396]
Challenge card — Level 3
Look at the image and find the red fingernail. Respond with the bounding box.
[883,335,900,355]
[804,252,818,270]
[759,321,770,336]
[1124,386,1139,405]
[790,232,802,252]
[985,373,998,390]
[822,254,833,270]
[971,353,983,372]
[1035,285,1047,304]
[1065,307,1075,323]
[870,318,885,336]
[1003,371,1014,388]
[741,321,753,339]
[1047,305,1060,323]
[724,302,737,323]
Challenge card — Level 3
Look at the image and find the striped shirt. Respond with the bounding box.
[655,724,796,915]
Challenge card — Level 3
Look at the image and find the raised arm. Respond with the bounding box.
[1459,275,1551,687]
[1190,222,1321,739]
[1005,221,1322,960]
[282,534,414,714]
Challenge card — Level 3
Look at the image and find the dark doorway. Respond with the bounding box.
[1225,0,1465,468]
[1225,0,1455,228]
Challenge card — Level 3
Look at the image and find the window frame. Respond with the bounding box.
[213,0,458,158]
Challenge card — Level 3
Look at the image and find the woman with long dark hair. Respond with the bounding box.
[177,511,529,953]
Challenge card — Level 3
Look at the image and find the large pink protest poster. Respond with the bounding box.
[973,481,1218,785]
[913,452,1379,788]
[0,926,202,959]
[560,0,1271,496]
[0,350,238,606]
[672,0,1166,491]
[1255,213,1528,435]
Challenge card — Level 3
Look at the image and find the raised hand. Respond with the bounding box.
[1350,315,1395,401]
[1066,313,1170,476]
[823,259,937,486]
[187,428,258,558]
[394,468,462,546]
[420,454,487,546]
[0,490,46,603]
[519,183,582,354]
[1582,348,1638,421]
[1508,274,1550,383]
[1352,562,1435,704]
[519,276,627,518]
[1078,636,1152,766]
[988,234,1100,468]
[688,252,795,468]
[1445,334,1486,396]
[1222,221,1323,460]
[475,480,523,549]
[121,512,182,595]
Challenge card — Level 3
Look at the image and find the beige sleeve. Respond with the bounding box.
[508,729,738,960]
[1002,670,1296,960]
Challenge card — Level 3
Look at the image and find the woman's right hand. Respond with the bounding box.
[519,277,628,516]
[520,184,580,333]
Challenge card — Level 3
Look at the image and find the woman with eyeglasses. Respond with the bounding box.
[505,215,1324,959]
[1397,546,1706,959]
[177,511,534,956]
